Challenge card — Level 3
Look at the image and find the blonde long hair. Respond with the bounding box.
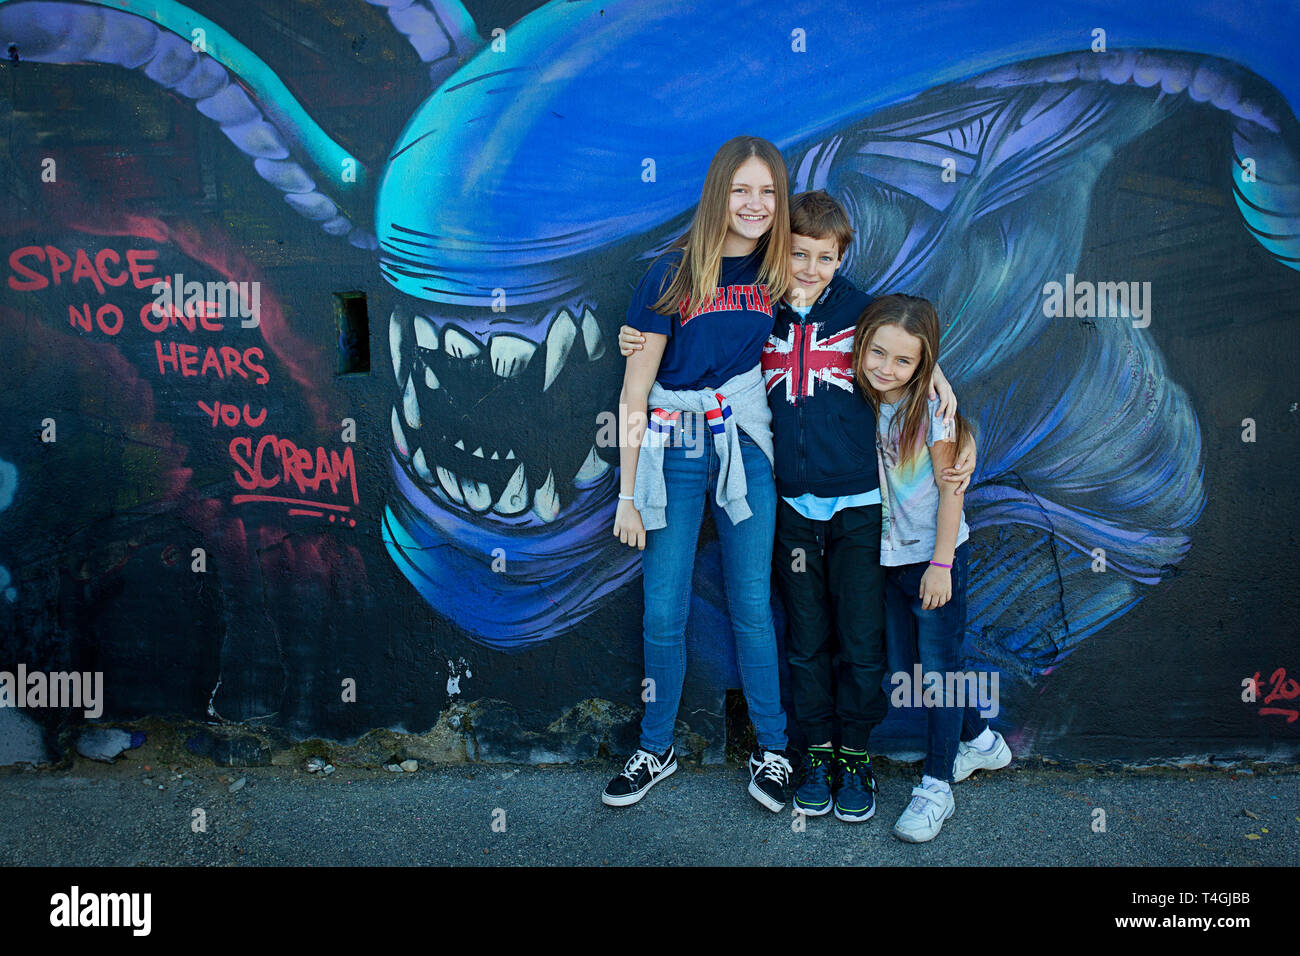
[651,136,791,316]
[852,294,972,469]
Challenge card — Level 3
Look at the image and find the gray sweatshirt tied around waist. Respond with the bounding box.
[633,364,775,531]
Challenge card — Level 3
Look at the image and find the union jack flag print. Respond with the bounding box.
[761,322,857,403]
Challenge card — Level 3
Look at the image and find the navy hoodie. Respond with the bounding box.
[760,274,879,498]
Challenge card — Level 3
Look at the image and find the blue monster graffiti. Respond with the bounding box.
[5,0,1297,687]
[372,0,1298,674]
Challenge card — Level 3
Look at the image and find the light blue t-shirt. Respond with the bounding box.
[877,395,969,566]
[783,489,882,520]
[778,302,881,520]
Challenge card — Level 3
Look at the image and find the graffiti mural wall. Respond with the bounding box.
[1,0,1297,763]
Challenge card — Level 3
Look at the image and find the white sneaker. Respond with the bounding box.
[952,730,1012,782]
[892,783,954,843]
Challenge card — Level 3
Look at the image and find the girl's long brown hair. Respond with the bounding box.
[851,294,971,469]
[650,135,791,317]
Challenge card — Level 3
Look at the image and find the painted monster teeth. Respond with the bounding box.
[493,463,529,515]
[573,445,610,485]
[443,327,481,359]
[391,407,410,459]
[460,475,492,512]
[436,465,463,504]
[389,309,406,385]
[580,308,604,361]
[532,468,560,522]
[404,436,606,522]
[544,310,578,391]
[414,313,438,351]
[402,374,421,428]
[490,334,538,378]
[412,447,434,482]
[394,307,611,523]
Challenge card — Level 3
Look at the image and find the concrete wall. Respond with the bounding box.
[1,0,1298,766]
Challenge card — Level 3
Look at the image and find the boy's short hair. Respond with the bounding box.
[789,190,855,258]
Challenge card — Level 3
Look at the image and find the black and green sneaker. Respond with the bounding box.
[834,750,877,822]
[793,746,836,816]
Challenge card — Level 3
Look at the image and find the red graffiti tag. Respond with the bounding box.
[154,341,269,384]
[229,435,359,506]
[1251,668,1299,723]
[7,244,159,293]
[197,400,267,429]
[140,297,227,334]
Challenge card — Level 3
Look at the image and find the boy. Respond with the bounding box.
[760,190,890,819]
[619,191,1004,819]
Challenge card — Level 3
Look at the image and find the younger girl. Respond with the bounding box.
[852,294,1008,843]
[603,135,796,812]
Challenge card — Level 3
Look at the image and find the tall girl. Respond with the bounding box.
[603,135,795,812]
[852,294,1009,842]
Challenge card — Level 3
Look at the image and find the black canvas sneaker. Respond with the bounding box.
[748,748,794,812]
[601,745,677,806]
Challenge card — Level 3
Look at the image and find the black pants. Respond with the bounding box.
[773,499,888,752]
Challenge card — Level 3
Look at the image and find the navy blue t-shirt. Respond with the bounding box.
[627,249,774,390]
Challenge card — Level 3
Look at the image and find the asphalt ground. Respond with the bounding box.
[0,756,1295,868]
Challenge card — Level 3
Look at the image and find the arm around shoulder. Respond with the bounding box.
[929,437,963,566]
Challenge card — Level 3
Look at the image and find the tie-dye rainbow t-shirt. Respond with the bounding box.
[876,395,970,567]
